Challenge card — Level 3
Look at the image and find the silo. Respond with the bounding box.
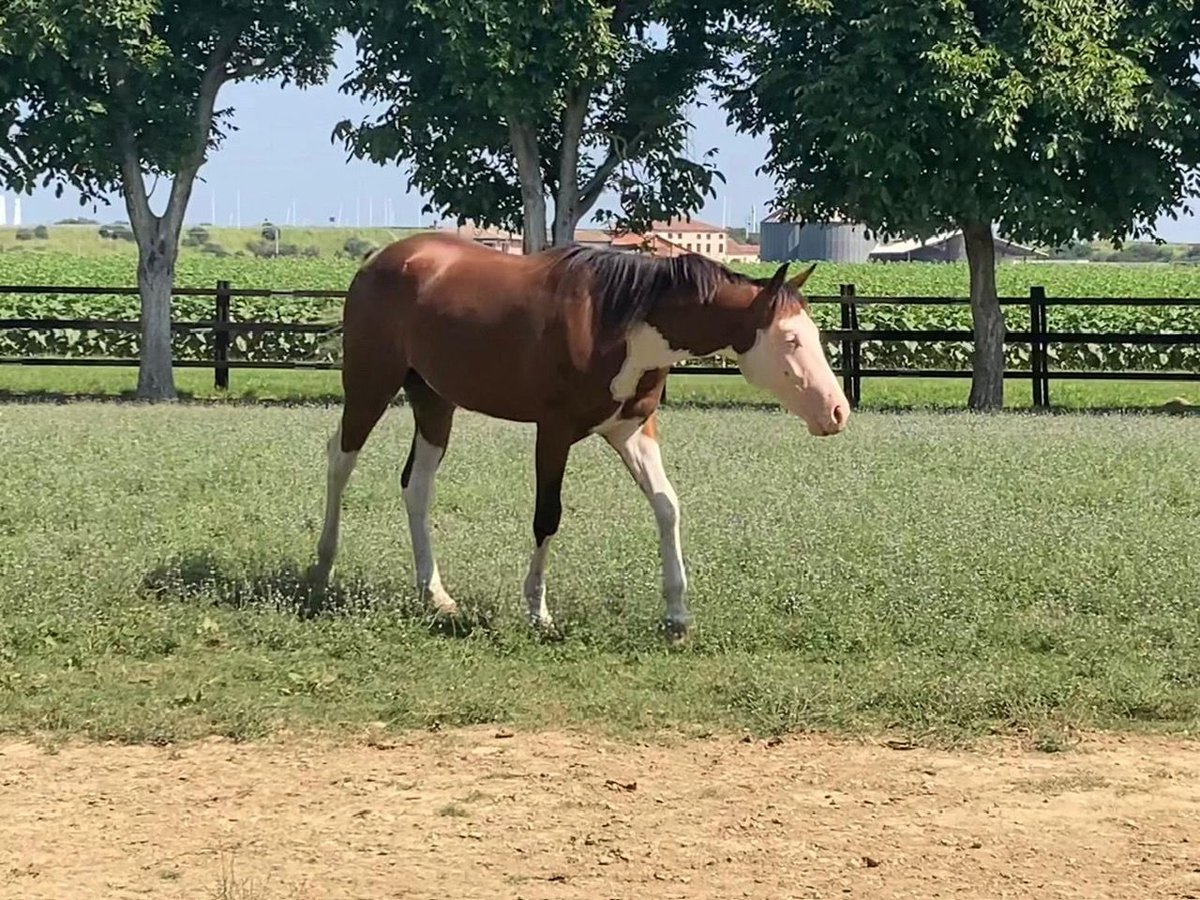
[759,213,877,262]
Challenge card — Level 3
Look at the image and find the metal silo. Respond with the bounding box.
[759,213,876,262]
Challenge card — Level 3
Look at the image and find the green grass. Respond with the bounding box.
[1,364,1197,412]
[2,401,1200,747]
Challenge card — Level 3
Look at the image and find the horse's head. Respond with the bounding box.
[725,262,849,437]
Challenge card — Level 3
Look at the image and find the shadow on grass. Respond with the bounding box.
[139,551,492,638]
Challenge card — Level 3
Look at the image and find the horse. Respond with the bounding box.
[307,231,849,641]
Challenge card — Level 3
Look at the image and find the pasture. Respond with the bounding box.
[5,399,1200,897]
[3,400,1200,745]
[4,241,1200,896]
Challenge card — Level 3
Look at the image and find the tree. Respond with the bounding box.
[334,0,726,253]
[723,0,1200,409]
[0,1,342,399]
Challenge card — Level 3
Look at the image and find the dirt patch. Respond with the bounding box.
[3,728,1200,899]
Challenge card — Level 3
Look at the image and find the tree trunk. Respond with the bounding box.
[135,226,178,401]
[551,88,590,247]
[551,200,582,247]
[962,220,1005,411]
[110,45,229,401]
[508,120,548,253]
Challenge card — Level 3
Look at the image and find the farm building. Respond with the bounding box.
[869,230,1046,262]
[760,212,1046,262]
[759,211,876,262]
[446,216,759,262]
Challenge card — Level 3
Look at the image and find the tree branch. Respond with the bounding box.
[552,84,592,243]
[116,130,157,240]
[161,31,240,240]
[106,60,158,240]
[577,126,651,218]
[225,60,269,80]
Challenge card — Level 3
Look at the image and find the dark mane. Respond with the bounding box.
[550,244,755,335]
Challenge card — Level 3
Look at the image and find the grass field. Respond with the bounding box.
[2,365,1199,411]
[2,401,1199,748]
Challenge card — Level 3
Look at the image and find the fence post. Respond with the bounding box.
[214,280,231,390]
[1029,285,1049,409]
[839,283,862,407]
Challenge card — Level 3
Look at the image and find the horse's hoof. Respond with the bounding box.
[662,616,692,645]
[426,588,459,617]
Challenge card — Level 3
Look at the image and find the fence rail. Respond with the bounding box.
[2,281,1200,408]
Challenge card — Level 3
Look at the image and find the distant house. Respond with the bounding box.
[453,221,521,254]
[724,239,760,263]
[646,217,730,260]
[610,232,691,257]
[445,215,761,262]
[572,228,614,249]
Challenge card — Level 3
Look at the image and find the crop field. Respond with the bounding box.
[4,395,1200,897]
[4,245,1200,380]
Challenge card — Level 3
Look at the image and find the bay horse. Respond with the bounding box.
[308,232,849,641]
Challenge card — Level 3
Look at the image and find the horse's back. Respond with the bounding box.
[342,232,601,421]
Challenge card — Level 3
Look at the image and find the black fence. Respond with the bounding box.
[2,281,1199,408]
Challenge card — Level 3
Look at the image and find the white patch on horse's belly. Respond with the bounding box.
[609,323,689,401]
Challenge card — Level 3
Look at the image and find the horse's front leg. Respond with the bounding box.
[524,425,572,629]
[604,413,690,642]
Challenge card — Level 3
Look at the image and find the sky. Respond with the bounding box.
[7,35,1200,242]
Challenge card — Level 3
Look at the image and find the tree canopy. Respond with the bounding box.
[0,0,343,398]
[724,0,1200,408]
[334,0,727,251]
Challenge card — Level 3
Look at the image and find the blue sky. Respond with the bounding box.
[9,37,1200,242]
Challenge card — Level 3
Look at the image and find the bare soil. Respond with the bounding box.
[3,728,1199,900]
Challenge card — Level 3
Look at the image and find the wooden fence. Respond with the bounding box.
[2,281,1199,408]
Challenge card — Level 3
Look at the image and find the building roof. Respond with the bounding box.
[453,221,519,241]
[762,209,854,225]
[869,229,1046,257]
[573,228,612,243]
[610,232,648,247]
[869,231,959,256]
[610,232,691,256]
[726,239,759,256]
[650,217,726,233]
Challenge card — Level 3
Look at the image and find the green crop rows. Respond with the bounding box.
[3,252,1200,372]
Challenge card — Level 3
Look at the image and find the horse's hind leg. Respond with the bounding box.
[523,424,573,629]
[401,372,458,616]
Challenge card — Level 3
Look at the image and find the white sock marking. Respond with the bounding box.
[523,537,553,626]
[403,431,456,614]
[606,421,689,628]
[312,424,358,582]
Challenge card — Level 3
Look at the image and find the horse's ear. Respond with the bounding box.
[767,263,790,293]
[787,262,817,291]
[750,263,790,320]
